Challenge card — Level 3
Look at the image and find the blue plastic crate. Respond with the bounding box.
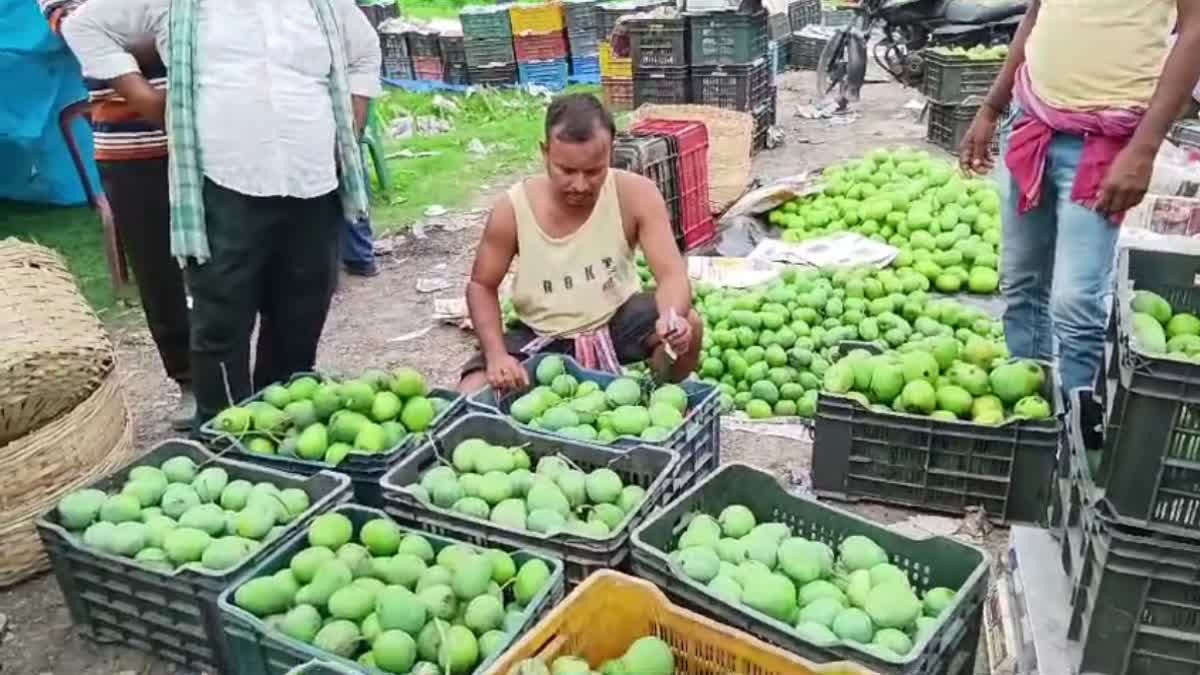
[518,58,570,90]
[570,54,601,83]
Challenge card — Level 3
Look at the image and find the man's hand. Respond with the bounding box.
[352,95,369,137]
[111,73,165,127]
[485,353,529,392]
[656,308,691,357]
[959,106,1001,175]
[1096,144,1155,217]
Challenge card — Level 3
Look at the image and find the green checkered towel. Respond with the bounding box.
[166,0,369,264]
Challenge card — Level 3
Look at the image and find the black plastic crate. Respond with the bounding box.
[627,16,687,68]
[1098,247,1200,538]
[380,31,412,79]
[564,0,599,34]
[469,62,519,86]
[567,28,600,56]
[197,373,464,506]
[612,132,684,253]
[460,5,513,40]
[788,0,820,28]
[465,36,517,67]
[921,50,1004,105]
[631,463,990,675]
[751,92,775,155]
[467,354,721,493]
[822,7,855,27]
[690,58,772,112]
[811,361,1063,523]
[632,66,689,106]
[926,101,997,155]
[445,60,470,85]
[440,34,466,65]
[379,413,680,588]
[219,504,566,675]
[1067,500,1200,675]
[790,30,829,70]
[406,31,441,58]
[596,1,649,42]
[36,440,351,674]
[688,9,768,66]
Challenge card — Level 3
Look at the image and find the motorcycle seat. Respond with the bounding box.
[941,0,1026,24]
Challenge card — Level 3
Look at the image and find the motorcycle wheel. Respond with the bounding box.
[816,28,852,109]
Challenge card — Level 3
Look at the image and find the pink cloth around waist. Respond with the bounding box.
[1003,65,1144,223]
[521,326,622,374]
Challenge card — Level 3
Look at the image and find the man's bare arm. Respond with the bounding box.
[980,0,1040,115]
[631,175,691,317]
[466,198,519,360]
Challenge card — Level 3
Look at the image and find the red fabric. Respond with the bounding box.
[1004,65,1145,223]
[521,327,621,374]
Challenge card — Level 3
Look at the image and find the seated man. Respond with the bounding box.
[459,93,702,393]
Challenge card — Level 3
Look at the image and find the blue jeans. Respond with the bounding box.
[340,216,375,270]
[996,108,1121,392]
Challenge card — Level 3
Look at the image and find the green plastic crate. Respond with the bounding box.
[631,463,990,675]
[687,10,769,66]
[219,504,566,675]
[379,412,680,587]
[36,440,351,674]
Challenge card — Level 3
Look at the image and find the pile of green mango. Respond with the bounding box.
[1128,289,1200,361]
[209,368,450,466]
[233,512,554,674]
[56,455,309,572]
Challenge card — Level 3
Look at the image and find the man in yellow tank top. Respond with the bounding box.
[458,94,702,393]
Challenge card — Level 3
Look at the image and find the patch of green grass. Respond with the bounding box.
[0,200,117,310]
[367,85,601,230]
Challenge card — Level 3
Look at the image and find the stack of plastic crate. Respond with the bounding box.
[408,29,443,82]
[1055,246,1200,675]
[630,118,715,251]
[461,5,517,86]
[687,8,774,152]
[512,2,570,91]
[378,20,412,80]
[565,0,601,83]
[921,48,1005,152]
[597,1,644,111]
[627,11,689,107]
[439,33,468,85]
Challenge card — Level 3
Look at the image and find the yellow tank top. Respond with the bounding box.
[509,170,641,337]
[1025,0,1176,110]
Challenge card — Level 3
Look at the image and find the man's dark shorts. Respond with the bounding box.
[462,292,659,377]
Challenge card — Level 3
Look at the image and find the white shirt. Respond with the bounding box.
[62,0,382,198]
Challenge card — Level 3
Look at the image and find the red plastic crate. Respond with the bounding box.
[412,55,444,81]
[630,118,715,250]
[602,76,633,112]
[514,31,569,62]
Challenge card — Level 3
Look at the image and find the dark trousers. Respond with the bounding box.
[189,179,340,424]
[98,158,191,383]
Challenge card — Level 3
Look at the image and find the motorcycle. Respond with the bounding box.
[816,0,1027,108]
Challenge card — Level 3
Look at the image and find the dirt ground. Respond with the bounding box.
[0,72,1003,675]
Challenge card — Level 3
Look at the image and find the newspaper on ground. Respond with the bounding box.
[687,256,784,288]
[748,232,898,269]
[719,171,826,223]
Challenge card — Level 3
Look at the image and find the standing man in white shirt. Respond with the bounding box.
[62,0,382,428]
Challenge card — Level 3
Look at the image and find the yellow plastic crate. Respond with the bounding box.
[509,2,565,35]
[599,41,632,78]
[483,571,880,675]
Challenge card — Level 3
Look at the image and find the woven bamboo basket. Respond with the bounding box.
[0,372,134,587]
[632,104,754,213]
[0,239,114,444]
